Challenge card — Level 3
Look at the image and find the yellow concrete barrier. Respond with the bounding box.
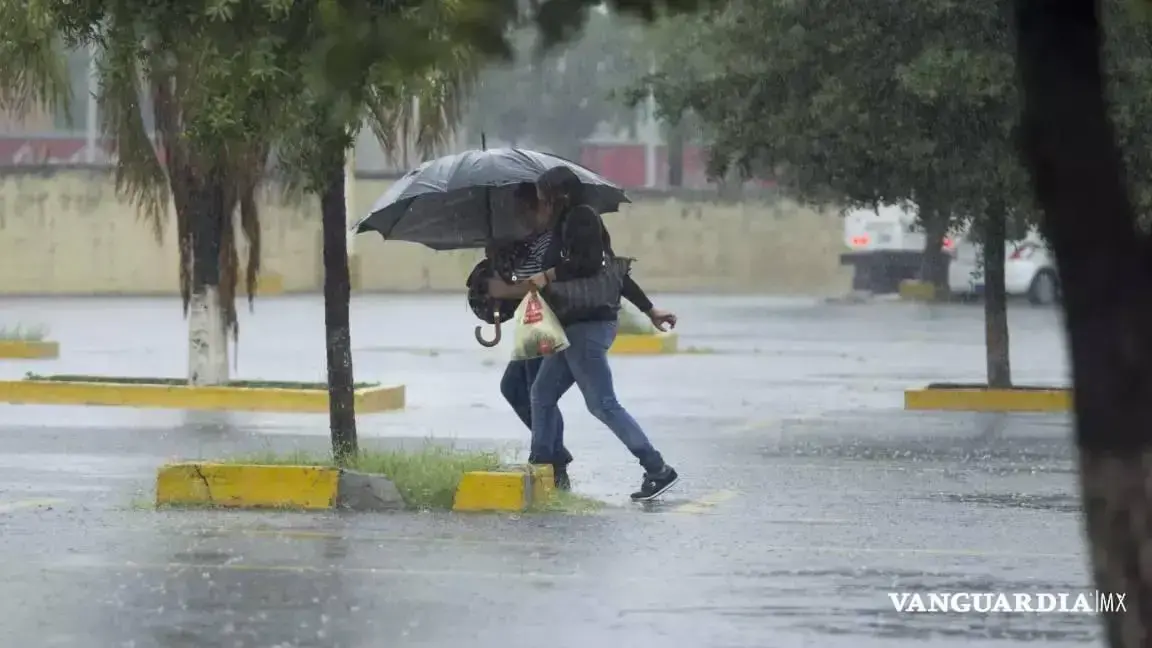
[610,332,679,355]
[898,280,938,302]
[453,464,554,513]
[0,377,405,413]
[236,271,286,297]
[904,385,1070,412]
[0,340,59,359]
[156,463,340,509]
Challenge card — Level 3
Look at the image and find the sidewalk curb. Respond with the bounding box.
[236,271,285,297]
[0,378,405,413]
[0,340,59,359]
[904,385,1069,412]
[155,463,406,511]
[452,464,554,512]
[898,280,938,302]
[610,332,678,355]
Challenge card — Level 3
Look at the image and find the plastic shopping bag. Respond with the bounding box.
[511,291,570,360]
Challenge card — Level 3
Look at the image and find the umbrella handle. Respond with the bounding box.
[475,308,502,347]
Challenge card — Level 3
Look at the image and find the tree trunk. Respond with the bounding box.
[187,172,229,386]
[717,165,745,202]
[919,211,950,297]
[982,210,1012,388]
[1015,0,1150,644]
[667,121,685,187]
[321,159,358,465]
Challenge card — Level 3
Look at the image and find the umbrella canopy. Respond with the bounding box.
[353,148,630,250]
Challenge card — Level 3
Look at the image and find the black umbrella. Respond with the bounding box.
[353,148,630,251]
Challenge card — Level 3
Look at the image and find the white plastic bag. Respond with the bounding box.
[511,290,570,360]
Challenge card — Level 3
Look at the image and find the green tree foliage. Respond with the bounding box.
[632,0,1049,385]
[272,0,486,463]
[637,0,1032,227]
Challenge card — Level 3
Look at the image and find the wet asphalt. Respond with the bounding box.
[0,294,1095,647]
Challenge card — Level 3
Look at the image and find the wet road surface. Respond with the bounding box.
[0,295,1095,647]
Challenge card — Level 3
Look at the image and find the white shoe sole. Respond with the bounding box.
[630,475,680,502]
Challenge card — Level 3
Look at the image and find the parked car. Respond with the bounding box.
[946,234,1060,305]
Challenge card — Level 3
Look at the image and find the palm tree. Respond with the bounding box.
[95,8,295,386]
[1,1,291,386]
[4,0,477,463]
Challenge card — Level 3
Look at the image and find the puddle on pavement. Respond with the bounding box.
[931,492,1080,513]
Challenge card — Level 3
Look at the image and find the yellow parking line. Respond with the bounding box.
[0,498,66,513]
[672,489,739,514]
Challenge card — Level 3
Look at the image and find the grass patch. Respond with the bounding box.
[531,489,607,514]
[22,374,378,390]
[221,445,502,510]
[0,324,48,341]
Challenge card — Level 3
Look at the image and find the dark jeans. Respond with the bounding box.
[500,357,572,466]
[528,319,665,475]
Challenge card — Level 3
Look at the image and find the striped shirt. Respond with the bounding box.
[510,231,554,280]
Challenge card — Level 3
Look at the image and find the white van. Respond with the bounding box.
[843,203,923,253]
[840,203,953,293]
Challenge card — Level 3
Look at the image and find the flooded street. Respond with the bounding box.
[0,294,1092,647]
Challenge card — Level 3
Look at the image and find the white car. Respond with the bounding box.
[947,235,1060,305]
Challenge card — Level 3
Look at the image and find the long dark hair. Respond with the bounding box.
[536,166,586,220]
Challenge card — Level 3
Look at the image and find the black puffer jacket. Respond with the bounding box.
[542,204,653,324]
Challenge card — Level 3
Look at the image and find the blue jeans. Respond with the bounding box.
[529,319,665,474]
[501,358,573,465]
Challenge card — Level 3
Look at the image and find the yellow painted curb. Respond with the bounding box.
[904,386,1070,412]
[610,332,679,355]
[898,280,938,302]
[156,463,340,509]
[0,379,406,413]
[237,272,285,297]
[0,340,59,359]
[452,464,553,513]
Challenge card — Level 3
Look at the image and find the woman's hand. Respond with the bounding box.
[527,268,555,289]
[646,308,678,332]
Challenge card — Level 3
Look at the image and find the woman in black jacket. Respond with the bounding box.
[521,166,680,501]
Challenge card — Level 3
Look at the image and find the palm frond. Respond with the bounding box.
[234,140,269,309]
[364,36,480,164]
[412,60,477,159]
[363,84,406,161]
[98,17,169,242]
[0,0,70,119]
[218,171,240,341]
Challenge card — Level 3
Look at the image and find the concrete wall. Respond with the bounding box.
[0,169,850,296]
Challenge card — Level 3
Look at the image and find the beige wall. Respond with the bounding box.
[0,106,55,133]
[0,170,850,296]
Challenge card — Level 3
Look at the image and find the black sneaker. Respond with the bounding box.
[554,466,571,491]
[630,467,679,502]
